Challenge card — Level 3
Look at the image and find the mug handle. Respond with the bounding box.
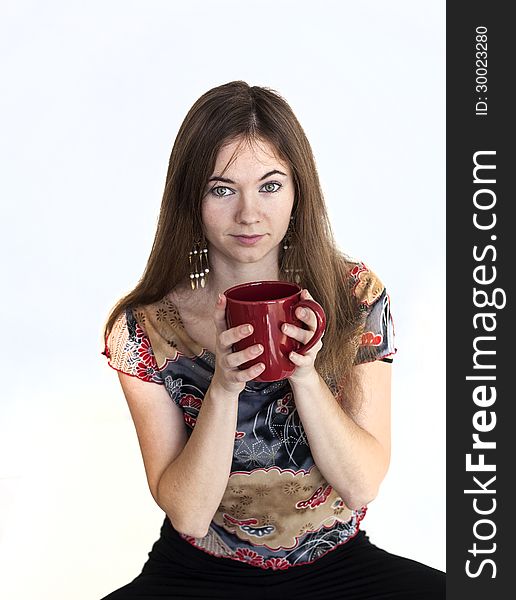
[292,299,326,355]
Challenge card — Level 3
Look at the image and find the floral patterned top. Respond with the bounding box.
[101,261,396,570]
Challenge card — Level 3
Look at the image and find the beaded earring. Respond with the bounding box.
[282,216,302,283]
[188,238,210,290]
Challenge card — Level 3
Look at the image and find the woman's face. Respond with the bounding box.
[201,136,295,269]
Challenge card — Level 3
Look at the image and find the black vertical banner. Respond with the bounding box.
[447,2,514,598]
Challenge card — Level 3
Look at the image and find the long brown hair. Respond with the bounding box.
[102,81,366,413]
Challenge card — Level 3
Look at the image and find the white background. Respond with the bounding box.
[0,1,445,598]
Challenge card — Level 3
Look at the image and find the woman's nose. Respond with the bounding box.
[235,193,261,224]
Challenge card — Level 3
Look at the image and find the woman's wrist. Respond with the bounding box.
[209,378,244,402]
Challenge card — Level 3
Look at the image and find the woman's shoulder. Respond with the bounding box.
[344,258,386,309]
[102,305,164,384]
[342,258,396,364]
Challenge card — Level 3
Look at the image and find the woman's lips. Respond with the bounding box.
[232,235,265,245]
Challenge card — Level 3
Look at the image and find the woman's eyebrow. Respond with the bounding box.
[207,169,288,184]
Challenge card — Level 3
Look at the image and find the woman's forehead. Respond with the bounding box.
[215,136,288,172]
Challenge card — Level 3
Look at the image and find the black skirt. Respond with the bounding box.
[100,517,445,600]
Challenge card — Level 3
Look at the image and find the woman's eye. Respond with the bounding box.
[261,182,282,193]
[209,182,281,197]
[211,186,233,197]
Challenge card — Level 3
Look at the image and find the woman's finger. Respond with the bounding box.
[282,322,313,344]
[212,293,228,335]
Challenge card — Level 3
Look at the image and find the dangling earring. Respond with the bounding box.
[282,215,294,252]
[189,237,210,290]
[282,216,302,283]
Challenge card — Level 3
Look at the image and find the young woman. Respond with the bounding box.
[100,80,445,599]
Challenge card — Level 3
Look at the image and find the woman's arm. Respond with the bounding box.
[118,372,239,538]
[289,360,391,510]
[156,382,239,537]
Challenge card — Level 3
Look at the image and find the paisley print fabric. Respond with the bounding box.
[101,261,396,570]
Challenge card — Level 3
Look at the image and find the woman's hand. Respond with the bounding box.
[210,293,265,396]
[284,289,324,385]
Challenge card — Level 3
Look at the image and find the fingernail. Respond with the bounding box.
[299,308,306,317]
[243,324,252,333]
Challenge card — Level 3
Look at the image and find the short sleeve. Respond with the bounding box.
[349,262,397,365]
[101,308,164,385]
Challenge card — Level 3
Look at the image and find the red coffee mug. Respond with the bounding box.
[224,281,326,382]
